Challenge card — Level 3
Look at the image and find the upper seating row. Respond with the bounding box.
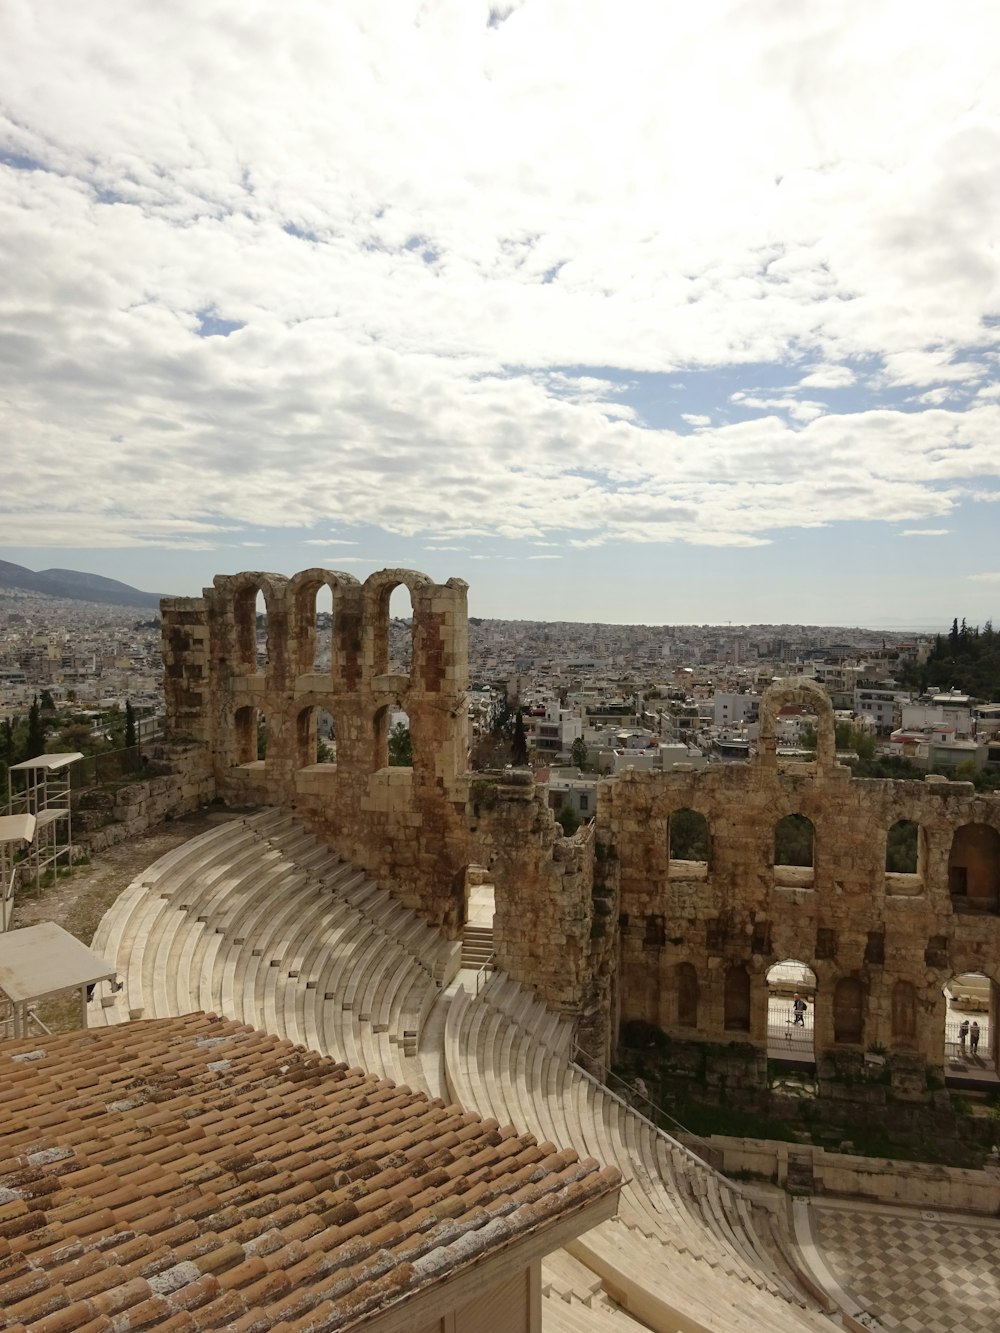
[88,809,460,1095]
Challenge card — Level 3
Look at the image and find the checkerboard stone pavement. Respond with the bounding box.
[810,1201,1000,1332]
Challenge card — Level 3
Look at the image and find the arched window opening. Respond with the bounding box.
[388,712,412,767]
[833,976,864,1045]
[372,704,390,770]
[724,965,751,1032]
[313,584,333,674]
[234,706,259,765]
[886,820,918,873]
[668,808,709,875]
[233,587,267,674]
[774,814,814,867]
[948,824,1000,913]
[891,981,917,1048]
[296,706,336,768]
[766,960,816,1063]
[943,972,995,1076]
[388,585,413,675]
[675,962,698,1028]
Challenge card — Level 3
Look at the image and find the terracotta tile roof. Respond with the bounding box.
[0,1013,620,1331]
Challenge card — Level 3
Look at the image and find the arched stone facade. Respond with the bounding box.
[162,577,1000,1085]
[603,683,1000,1084]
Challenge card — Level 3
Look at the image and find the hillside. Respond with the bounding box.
[0,559,166,610]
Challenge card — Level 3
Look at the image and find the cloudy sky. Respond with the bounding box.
[2,0,1000,627]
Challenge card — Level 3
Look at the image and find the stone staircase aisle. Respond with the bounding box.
[460,922,494,969]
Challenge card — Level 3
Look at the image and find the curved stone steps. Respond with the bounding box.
[87,810,449,1092]
[444,974,836,1331]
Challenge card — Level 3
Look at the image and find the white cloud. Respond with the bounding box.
[0,1,999,564]
[899,528,950,537]
[969,571,1000,583]
[799,364,856,389]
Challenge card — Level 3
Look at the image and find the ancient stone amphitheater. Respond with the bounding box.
[75,564,1000,1330]
[87,808,839,1332]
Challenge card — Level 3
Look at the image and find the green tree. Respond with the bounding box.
[555,802,582,835]
[26,696,46,760]
[774,813,814,866]
[125,699,137,749]
[39,689,56,713]
[886,820,918,873]
[669,808,708,861]
[511,710,528,766]
[388,722,412,766]
[570,737,589,770]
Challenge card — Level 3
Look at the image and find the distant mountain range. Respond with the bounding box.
[0,560,167,611]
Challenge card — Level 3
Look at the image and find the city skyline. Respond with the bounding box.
[2,2,1000,626]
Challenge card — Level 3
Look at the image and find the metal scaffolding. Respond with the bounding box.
[0,813,36,931]
[6,753,83,893]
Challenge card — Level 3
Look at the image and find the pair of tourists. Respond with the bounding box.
[957,1019,981,1056]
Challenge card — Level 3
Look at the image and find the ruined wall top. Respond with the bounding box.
[757,675,838,771]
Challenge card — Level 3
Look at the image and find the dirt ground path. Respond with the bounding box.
[9,811,224,1032]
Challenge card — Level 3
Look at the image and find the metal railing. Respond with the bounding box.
[1,864,16,932]
[571,1044,716,1166]
[474,953,496,996]
[0,1001,51,1041]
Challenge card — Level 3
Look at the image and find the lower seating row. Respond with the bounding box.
[443,977,838,1333]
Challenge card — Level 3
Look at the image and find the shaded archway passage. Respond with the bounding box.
[948,824,1000,914]
[295,705,337,768]
[766,960,816,1063]
[943,972,999,1086]
[234,706,265,766]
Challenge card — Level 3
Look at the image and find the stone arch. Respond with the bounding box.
[942,971,996,1071]
[891,979,917,1047]
[757,676,836,771]
[885,819,919,874]
[675,962,699,1028]
[668,808,709,868]
[948,823,1000,913]
[765,960,816,1041]
[295,704,337,768]
[362,567,434,680]
[234,705,268,764]
[234,705,258,765]
[724,964,751,1032]
[224,572,288,675]
[774,813,814,874]
[833,975,865,1045]
[287,568,361,679]
[373,704,391,771]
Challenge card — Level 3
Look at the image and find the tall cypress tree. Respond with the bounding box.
[26,696,45,760]
[511,709,528,766]
[125,699,137,748]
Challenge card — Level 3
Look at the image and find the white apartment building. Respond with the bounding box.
[712,692,760,728]
[854,685,907,734]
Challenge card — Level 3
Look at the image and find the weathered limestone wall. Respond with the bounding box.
[602,678,1000,1080]
[466,772,612,1060]
[72,746,214,853]
[702,1135,1000,1214]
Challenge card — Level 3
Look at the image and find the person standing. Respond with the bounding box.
[792,994,807,1026]
[970,1021,981,1056]
[958,1018,970,1054]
